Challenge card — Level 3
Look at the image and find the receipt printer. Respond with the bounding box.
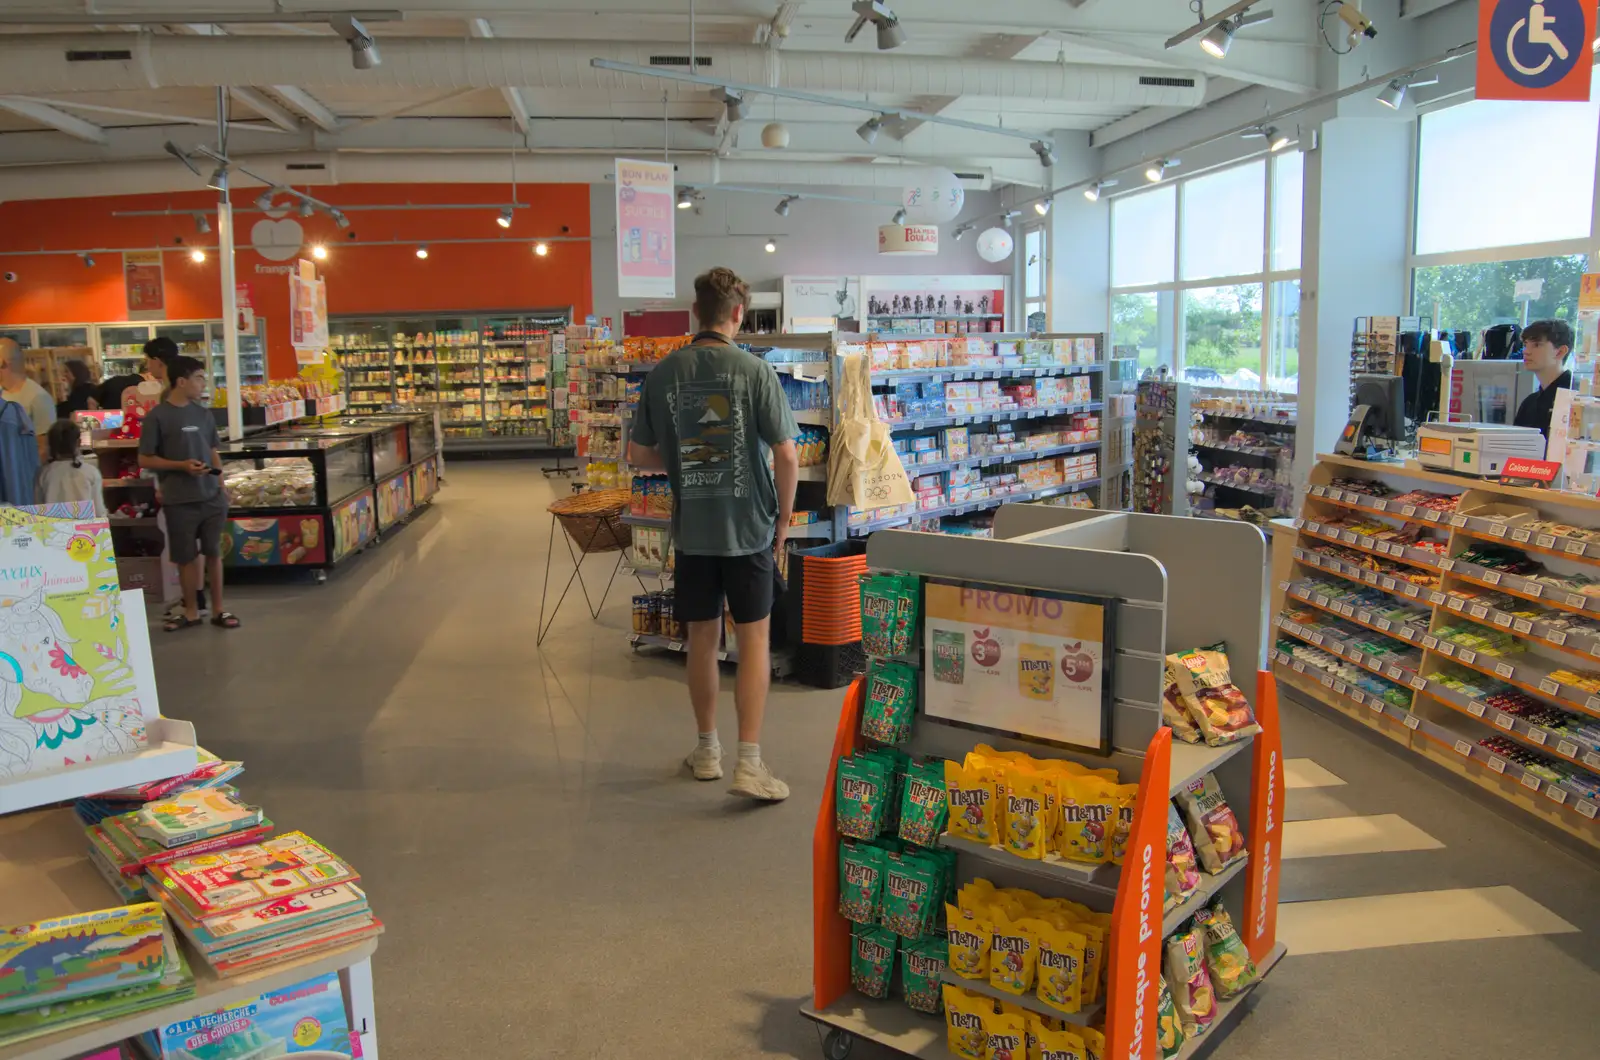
[1416,423,1546,477]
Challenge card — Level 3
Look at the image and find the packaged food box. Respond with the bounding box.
[944,426,971,459]
[911,436,939,452]
[918,450,944,465]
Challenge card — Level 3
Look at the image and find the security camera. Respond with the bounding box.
[2,272,16,283]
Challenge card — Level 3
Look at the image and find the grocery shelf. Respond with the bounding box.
[1192,440,1284,459]
[1197,410,1297,430]
[900,440,1104,479]
[1407,709,1600,820]
[1298,518,1445,573]
[1274,615,1425,691]
[936,833,1119,893]
[1171,944,1285,1060]
[1162,853,1251,937]
[847,480,1101,536]
[885,401,1103,433]
[799,996,943,1059]
[936,969,1106,1026]
[1290,547,1447,609]
[1281,580,1434,649]
[1199,475,1281,496]
[871,364,1103,384]
[1418,684,1600,773]
[1169,736,1253,795]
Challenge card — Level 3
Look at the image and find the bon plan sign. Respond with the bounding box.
[1477,0,1596,101]
[615,158,676,299]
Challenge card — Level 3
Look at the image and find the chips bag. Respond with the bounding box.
[902,936,947,1015]
[1165,802,1202,909]
[838,840,887,924]
[882,851,942,938]
[1164,926,1217,1038]
[1079,1026,1106,1060]
[1108,782,1140,866]
[1035,1024,1089,1060]
[1058,776,1117,864]
[1196,900,1259,998]
[1174,772,1247,873]
[942,984,992,1060]
[1169,646,1262,746]
[863,660,919,745]
[1002,769,1053,860]
[1032,919,1088,1015]
[836,755,891,839]
[945,759,999,845]
[1156,975,1186,1060]
[985,1010,1027,1060]
[1161,661,1204,744]
[989,910,1039,995]
[899,760,949,847]
[850,924,898,999]
[945,902,993,980]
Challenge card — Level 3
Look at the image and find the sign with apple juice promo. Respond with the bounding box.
[924,579,1112,752]
[615,157,675,299]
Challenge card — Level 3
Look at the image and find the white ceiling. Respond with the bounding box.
[0,0,1322,198]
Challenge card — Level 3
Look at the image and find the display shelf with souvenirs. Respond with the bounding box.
[1274,453,1600,850]
[801,506,1283,1060]
[1189,388,1297,526]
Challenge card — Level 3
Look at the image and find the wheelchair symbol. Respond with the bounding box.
[1506,2,1571,77]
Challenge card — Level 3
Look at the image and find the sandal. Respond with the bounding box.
[211,612,241,629]
[164,615,202,633]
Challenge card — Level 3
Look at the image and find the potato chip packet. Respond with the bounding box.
[1108,782,1140,866]
[1058,776,1117,864]
[1170,647,1261,746]
[838,839,887,924]
[836,755,891,839]
[863,659,919,745]
[850,924,898,999]
[943,984,992,1060]
[1003,769,1053,860]
[1196,900,1259,998]
[1032,918,1087,1015]
[1036,1024,1088,1060]
[989,910,1039,995]
[1161,661,1204,744]
[985,1010,1027,1060]
[1165,802,1202,910]
[902,936,947,1015]
[882,851,942,938]
[1174,772,1247,873]
[899,760,948,847]
[1164,926,1217,1038]
[945,759,999,844]
[945,902,992,980]
[1079,1026,1106,1060]
[1157,975,1186,1060]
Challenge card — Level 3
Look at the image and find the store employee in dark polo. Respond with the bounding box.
[1514,319,1576,439]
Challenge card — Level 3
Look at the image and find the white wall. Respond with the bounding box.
[588,184,1007,331]
[1048,132,1110,333]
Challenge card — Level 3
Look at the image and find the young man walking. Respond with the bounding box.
[138,356,240,631]
[629,267,800,801]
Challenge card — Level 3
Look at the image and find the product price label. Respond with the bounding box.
[1372,499,1388,511]
[1511,528,1531,543]
[1335,681,1348,695]
[1557,739,1580,759]
[1402,505,1418,517]
[1565,540,1586,556]
[1315,594,1330,607]
[1364,573,1380,586]
[1321,673,1334,688]
[1292,660,1306,673]
[1548,630,1567,646]
[1539,678,1560,696]
[1398,626,1416,640]
[1488,756,1508,774]
[1572,594,1591,610]
[1307,521,1321,533]
[1585,751,1600,770]
[1352,651,1367,667]
[1495,712,1516,731]
[1422,635,1439,650]
[1340,603,1356,617]
[1342,531,1359,545]
[1376,619,1392,631]
[1484,572,1502,585]
[1537,535,1557,550]
[1546,787,1569,806]
[1404,584,1420,598]
[1310,632,1324,645]
[1439,642,1456,656]
[1381,578,1397,591]
[1495,662,1515,680]
[1370,698,1385,714]
[1405,713,1421,730]
[1424,510,1442,522]
[1470,605,1490,620]
[1296,587,1311,600]
[1311,485,1326,497]
[1468,700,1488,717]
[1490,522,1510,538]
[1494,613,1513,628]
[1357,610,1374,624]
[1349,688,1364,704]
[1387,666,1404,681]
[1521,772,1542,792]
[1578,800,1600,819]
[1525,583,1544,599]
[1450,515,1469,528]
[1449,597,1466,611]
[1527,728,1548,746]
[1459,649,1477,665]
[1513,619,1534,635]
[1454,739,1473,757]
[1409,676,1427,691]
[669,641,683,652]
[1588,696,1600,713]
[1439,559,1457,572]
[1291,549,1304,562]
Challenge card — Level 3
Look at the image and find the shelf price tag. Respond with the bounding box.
[1513,619,1534,635]
[1335,681,1348,695]
[1404,713,1421,730]
[1537,534,1557,550]
[1488,756,1508,774]
[1459,649,1477,665]
[1450,515,1469,528]
[1402,505,1418,517]
[1320,673,1335,688]
[1578,800,1600,819]
[1524,583,1544,599]
[1397,626,1416,641]
[1470,605,1489,620]
[1494,613,1514,628]
[1357,610,1374,624]
[1527,728,1549,746]
[1495,662,1515,680]
[1557,739,1580,759]
[1565,540,1586,556]
[1310,632,1324,646]
[1311,485,1327,497]
[1585,751,1600,770]
[1424,510,1442,522]
[1409,676,1428,692]
[1454,739,1473,757]
[1439,558,1457,572]
[1372,499,1389,511]
[1381,578,1397,591]
[1510,528,1531,543]
[1570,594,1591,610]
[1539,678,1561,696]
[1402,583,1419,598]
[1495,712,1516,731]
[669,641,683,652]
[1483,571,1502,585]
[1549,630,1569,647]
[1422,635,1439,649]
[1376,618,1392,631]
[1520,772,1542,792]
[1546,787,1569,806]
[1386,665,1404,681]
[1468,700,1488,717]
[1588,696,1600,713]
[1342,531,1359,544]
[1293,660,1306,673]
[1448,597,1466,611]
[1316,594,1330,607]
[1364,572,1380,586]
[1439,642,1456,656]
[1349,688,1364,704]
[1370,698,1385,714]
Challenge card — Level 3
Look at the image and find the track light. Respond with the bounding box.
[82,255,95,268]
[1145,159,1178,182]
[1033,200,1051,216]
[764,238,778,253]
[194,213,210,234]
[206,165,227,192]
[776,196,795,217]
[254,189,276,212]
[164,140,202,177]
[1031,140,1057,167]
[190,248,206,263]
[331,209,350,229]
[310,244,328,260]
[416,245,429,259]
[1376,79,1407,109]
[892,207,907,225]
[856,115,884,144]
[1200,19,1235,58]
[534,242,549,256]
[715,88,748,122]
[676,188,694,210]
[331,14,381,69]
[1001,210,1019,229]
[845,1,906,50]
[299,200,315,218]
[1244,125,1292,152]
[1084,179,1117,202]
[497,206,513,229]
[951,223,972,241]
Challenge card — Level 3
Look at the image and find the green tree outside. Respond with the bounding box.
[1413,254,1587,338]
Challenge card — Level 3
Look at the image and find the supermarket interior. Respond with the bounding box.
[2,3,1600,1060]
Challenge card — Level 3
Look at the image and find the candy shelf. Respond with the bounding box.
[1276,454,1600,849]
[934,970,1106,1027]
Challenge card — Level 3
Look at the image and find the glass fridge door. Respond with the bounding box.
[0,328,33,349]
[97,324,154,372]
[37,326,91,348]
[154,322,208,356]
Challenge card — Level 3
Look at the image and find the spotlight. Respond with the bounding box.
[1336,1,1377,47]
[331,209,350,229]
[1031,140,1057,167]
[1033,200,1051,216]
[1145,159,1176,183]
[844,0,907,51]
[299,200,315,218]
[715,88,748,122]
[676,188,694,210]
[82,255,95,268]
[764,238,778,253]
[254,189,276,212]
[1083,179,1118,202]
[193,212,211,234]
[775,196,795,217]
[1376,78,1406,109]
[1001,210,1019,229]
[892,207,907,225]
[163,140,202,177]
[856,115,884,145]
[416,245,429,259]
[331,14,381,69]
[951,223,972,241]
[497,206,513,229]
[206,165,228,192]
[190,248,206,263]
[311,243,328,260]
[1200,19,1234,58]
[534,242,549,256]
[1245,125,1293,151]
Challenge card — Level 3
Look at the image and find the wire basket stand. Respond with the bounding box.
[537,488,646,644]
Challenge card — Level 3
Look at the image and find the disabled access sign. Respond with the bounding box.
[1478,0,1596,101]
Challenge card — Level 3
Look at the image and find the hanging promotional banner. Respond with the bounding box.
[235,282,255,335]
[123,250,165,316]
[1477,0,1596,101]
[289,262,329,362]
[615,157,675,299]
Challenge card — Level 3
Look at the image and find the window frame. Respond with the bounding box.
[1022,220,1049,330]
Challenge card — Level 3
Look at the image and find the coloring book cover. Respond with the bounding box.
[0,902,166,1015]
[145,970,354,1059]
[148,832,358,918]
[0,506,161,780]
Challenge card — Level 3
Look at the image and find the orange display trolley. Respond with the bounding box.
[801,507,1285,1059]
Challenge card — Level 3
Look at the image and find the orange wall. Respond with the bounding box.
[0,183,593,377]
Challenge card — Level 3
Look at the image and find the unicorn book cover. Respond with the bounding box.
[0,505,159,780]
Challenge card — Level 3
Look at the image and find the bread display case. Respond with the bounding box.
[216,434,375,569]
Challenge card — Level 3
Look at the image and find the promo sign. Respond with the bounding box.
[123,250,164,316]
[615,158,675,299]
[1477,0,1596,101]
[877,223,939,256]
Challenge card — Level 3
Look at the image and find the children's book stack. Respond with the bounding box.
[84,789,272,904]
[147,833,383,978]
[0,903,196,1048]
[134,969,357,1059]
[75,748,246,827]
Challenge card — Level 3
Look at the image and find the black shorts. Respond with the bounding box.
[674,549,775,625]
[164,494,229,564]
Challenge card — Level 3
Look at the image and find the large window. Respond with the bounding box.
[1023,224,1048,331]
[1109,154,1303,391]
[1413,255,1585,336]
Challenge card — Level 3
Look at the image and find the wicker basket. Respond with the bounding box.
[548,489,632,553]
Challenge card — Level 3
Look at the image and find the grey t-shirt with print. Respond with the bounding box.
[631,341,797,556]
[139,399,222,505]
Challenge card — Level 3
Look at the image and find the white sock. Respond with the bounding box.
[738,742,761,764]
[697,731,720,752]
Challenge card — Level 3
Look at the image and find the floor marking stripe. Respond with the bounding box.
[1277,886,1577,955]
[1281,814,1443,859]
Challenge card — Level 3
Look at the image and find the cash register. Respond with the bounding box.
[1416,423,1546,477]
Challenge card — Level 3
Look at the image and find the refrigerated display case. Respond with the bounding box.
[88,318,266,388]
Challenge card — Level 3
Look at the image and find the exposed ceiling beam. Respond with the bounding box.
[1051,31,1317,95]
[269,86,340,132]
[0,96,107,144]
[229,87,299,132]
[467,18,533,141]
[0,94,284,134]
[896,33,1043,141]
[1090,78,1251,148]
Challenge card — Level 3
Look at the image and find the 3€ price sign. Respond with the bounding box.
[1478,0,1597,101]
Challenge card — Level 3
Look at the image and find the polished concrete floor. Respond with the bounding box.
[150,464,1600,1060]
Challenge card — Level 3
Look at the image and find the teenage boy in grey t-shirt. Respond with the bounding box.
[630,266,799,802]
[138,356,240,631]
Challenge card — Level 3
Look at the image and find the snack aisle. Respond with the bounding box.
[802,506,1285,1060]
[1274,454,1600,848]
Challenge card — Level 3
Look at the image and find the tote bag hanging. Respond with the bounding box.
[826,351,914,511]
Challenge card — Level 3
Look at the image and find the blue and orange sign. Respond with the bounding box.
[1478,0,1596,101]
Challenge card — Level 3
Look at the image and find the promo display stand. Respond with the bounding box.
[802,508,1285,1059]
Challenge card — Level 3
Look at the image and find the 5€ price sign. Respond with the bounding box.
[1478,0,1597,101]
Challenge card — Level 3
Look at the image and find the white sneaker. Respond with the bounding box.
[728,759,790,801]
[685,744,724,781]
